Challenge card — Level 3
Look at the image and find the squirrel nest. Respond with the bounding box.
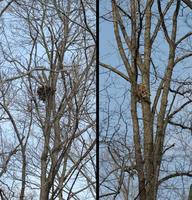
[136,83,149,102]
[37,85,55,102]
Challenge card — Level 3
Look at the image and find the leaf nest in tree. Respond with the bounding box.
[37,85,55,102]
[136,83,149,102]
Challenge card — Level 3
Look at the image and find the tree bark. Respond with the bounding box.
[188,184,192,200]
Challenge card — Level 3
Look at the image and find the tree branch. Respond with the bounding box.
[100,62,130,82]
[158,171,192,185]
[182,0,192,9]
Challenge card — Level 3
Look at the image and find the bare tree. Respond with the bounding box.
[0,0,96,199]
[100,0,192,199]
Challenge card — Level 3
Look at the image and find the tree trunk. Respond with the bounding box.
[20,150,26,200]
[40,185,49,200]
[188,184,192,200]
[40,147,50,200]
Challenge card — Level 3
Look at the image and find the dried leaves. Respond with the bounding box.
[136,83,149,102]
[37,85,55,102]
